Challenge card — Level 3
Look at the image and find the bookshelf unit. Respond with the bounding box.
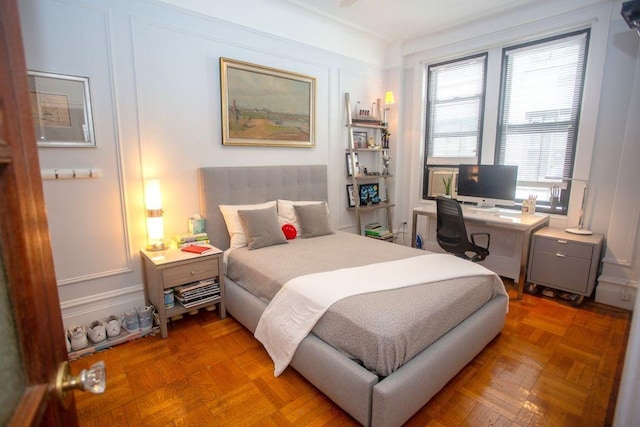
[345,92,394,241]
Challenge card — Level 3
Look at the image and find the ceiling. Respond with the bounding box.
[284,0,549,41]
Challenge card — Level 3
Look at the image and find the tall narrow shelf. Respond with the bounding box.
[344,92,395,241]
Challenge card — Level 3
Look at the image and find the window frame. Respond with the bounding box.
[424,52,488,166]
[495,29,591,214]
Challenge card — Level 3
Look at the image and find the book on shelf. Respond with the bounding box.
[175,294,220,308]
[181,244,216,255]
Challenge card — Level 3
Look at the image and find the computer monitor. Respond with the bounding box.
[456,164,518,208]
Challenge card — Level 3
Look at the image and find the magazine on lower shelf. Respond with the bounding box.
[175,294,220,308]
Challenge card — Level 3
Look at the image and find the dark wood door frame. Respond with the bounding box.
[0,0,79,424]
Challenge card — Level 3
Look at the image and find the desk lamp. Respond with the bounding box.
[547,176,592,235]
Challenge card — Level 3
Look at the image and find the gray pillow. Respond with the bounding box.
[294,203,334,238]
[237,206,287,250]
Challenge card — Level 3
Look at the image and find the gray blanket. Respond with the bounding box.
[226,231,503,376]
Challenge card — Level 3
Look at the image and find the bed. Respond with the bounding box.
[199,165,508,427]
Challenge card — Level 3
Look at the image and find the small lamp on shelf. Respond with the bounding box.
[145,179,167,251]
[383,91,395,125]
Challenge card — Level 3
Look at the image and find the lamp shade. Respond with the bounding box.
[384,91,395,106]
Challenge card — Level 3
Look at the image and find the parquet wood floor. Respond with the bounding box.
[71,283,630,426]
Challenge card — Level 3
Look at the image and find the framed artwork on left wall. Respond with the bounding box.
[27,71,96,148]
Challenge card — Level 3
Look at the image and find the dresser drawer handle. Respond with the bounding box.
[555,253,566,258]
[557,240,568,244]
[190,270,195,275]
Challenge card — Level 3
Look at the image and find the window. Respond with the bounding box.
[496,30,590,213]
[425,54,487,164]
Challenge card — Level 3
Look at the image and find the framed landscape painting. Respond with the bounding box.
[220,58,316,147]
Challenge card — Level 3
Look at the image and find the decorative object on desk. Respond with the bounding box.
[367,135,377,148]
[550,185,561,208]
[521,195,537,214]
[220,57,315,147]
[144,179,166,251]
[346,184,355,207]
[353,131,367,148]
[359,183,380,206]
[27,71,96,147]
[382,91,395,125]
[346,152,359,177]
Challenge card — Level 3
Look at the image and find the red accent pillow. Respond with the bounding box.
[282,224,297,240]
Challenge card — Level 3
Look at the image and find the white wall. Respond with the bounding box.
[18,0,385,327]
[17,0,639,327]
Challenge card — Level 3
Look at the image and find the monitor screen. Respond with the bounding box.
[456,164,518,207]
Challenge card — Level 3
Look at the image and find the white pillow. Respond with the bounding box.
[219,201,277,250]
[277,199,328,234]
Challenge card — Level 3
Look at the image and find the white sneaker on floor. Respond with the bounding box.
[137,305,154,332]
[87,320,107,344]
[121,309,140,333]
[105,314,121,339]
[68,325,88,350]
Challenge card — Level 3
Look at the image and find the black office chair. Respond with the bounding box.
[435,196,490,262]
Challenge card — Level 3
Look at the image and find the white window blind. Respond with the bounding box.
[497,31,589,212]
[426,54,487,164]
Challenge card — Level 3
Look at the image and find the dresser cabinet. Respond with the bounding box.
[527,227,603,305]
[141,247,225,338]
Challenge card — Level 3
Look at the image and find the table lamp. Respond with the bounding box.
[145,179,167,250]
[547,176,592,235]
[383,91,395,125]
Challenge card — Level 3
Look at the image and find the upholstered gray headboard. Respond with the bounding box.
[198,165,328,250]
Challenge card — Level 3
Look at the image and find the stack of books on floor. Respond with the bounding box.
[173,278,220,309]
[171,232,210,248]
[364,223,394,240]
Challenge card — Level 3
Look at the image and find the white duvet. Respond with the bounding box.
[254,253,507,376]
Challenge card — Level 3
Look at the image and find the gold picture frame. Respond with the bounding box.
[220,58,316,147]
[27,71,96,148]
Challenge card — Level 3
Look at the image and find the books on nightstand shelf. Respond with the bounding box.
[173,278,220,308]
[171,232,210,249]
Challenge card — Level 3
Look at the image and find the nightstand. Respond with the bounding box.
[140,247,226,338]
[527,227,603,306]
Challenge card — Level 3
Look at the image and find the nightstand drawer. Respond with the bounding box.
[533,237,593,260]
[529,251,591,293]
[162,258,219,288]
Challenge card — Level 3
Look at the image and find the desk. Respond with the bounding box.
[411,205,549,299]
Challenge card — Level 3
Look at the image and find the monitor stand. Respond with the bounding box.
[467,202,498,213]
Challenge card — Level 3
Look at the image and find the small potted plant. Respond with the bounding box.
[442,174,453,197]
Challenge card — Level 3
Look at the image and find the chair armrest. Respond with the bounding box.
[470,232,490,250]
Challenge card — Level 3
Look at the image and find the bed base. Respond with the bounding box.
[225,276,506,427]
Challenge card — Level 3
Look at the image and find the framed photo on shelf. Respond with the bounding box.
[359,183,380,205]
[27,71,96,147]
[353,131,367,148]
[346,184,355,207]
[220,57,316,147]
[345,152,359,177]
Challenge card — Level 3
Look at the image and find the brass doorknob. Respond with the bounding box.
[55,360,106,409]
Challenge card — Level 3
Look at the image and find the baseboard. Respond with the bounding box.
[595,276,638,311]
[61,284,146,329]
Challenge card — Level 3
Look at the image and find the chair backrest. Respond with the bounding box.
[436,196,471,254]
